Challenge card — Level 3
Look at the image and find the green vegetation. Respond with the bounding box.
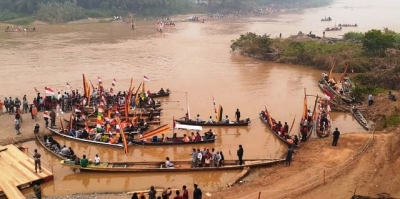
[384,115,400,128]
[231,29,400,90]
[351,85,386,103]
[0,0,333,24]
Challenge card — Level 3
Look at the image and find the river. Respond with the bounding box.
[0,0,397,197]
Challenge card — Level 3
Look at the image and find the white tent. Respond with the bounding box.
[175,123,202,131]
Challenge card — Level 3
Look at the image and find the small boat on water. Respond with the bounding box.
[36,134,70,160]
[59,158,284,172]
[131,136,216,146]
[175,119,250,127]
[350,106,371,130]
[325,26,342,31]
[338,23,358,27]
[259,109,300,148]
[315,97,332,138]
[321,17,332,21]
[148,90,171,98]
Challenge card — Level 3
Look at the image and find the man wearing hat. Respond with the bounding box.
[33,149,42,173]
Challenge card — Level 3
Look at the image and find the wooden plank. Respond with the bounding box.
[227,167,251,187]
[0,182,26,199]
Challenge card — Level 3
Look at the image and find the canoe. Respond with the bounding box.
[59,158,285,172]
[350,108,370,130]
[48,127,130,148]
[318,79,354,103]
[148,91,170,98]
[131,136,215,146]
[175,119,250,127]
[315,98,332,138]
[64,119,149,133]
[259,111,300,148]
[35,134,69,160]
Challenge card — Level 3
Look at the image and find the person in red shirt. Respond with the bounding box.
[173,190,183,199]
[182,185,189,199]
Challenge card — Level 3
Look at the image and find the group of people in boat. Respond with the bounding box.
[321,17,332,21]
[44,135,76,160]
[164,147,225,168]
[317,98,331,135]
[143,129,216,143]
[338,23,358,27]
[260,110,299,146]
[300,110,314,142]
[325,26,342,31]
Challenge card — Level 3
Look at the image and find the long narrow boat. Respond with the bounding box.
[148,91,170,98]
[64,119,149,132]
[175,119,250,127]
[48,127,130,148]
[318,79,354,103]
[35,134,69,160]
[259,109,300,148]
[350,107,370,130]
[315,97,332,138]
[131,136,215,146]
[299,89,318,141]
[59,158,285,172]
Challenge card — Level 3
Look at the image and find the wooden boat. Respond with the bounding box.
[175,119,250,127]
[259,109,300,148]
[321,17,332,21]
[299,89,318,141]
[148,91,170,98]
[338,23,358,27]
[36,134,69,160]
[325,26,342,31]
[59,158,285,172]
[48,127,131,148]
[315,97,332,138]
[131,136,215,146]
[319,79,354,103]
[64,119,149,133]
[350,107,370,130]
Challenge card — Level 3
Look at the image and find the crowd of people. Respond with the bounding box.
[131,184,201,199]
[260,110,299,146]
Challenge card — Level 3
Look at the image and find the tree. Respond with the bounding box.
[362,29,395,57]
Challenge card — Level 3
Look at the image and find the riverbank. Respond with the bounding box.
[231,31,400,91]
[5,92,398,198]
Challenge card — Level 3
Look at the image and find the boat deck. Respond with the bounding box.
[0,145,54,198]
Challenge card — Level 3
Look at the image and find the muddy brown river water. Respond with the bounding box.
[0,0,399,196]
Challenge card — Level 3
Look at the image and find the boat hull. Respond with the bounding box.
[148,92,170,98]
[350,108,371,130]
[259,113,299,148]
[175,120,250,127]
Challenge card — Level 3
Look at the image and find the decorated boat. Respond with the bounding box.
[350,106,370,130]
[299,89,318,141]
[259,108,299,148]
[315,97,332,138]
[59,158,284,172]
[175,119,250,127]
[319,63,355,103]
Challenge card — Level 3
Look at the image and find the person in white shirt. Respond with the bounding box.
[206,116,214,124]
[165,157,174,168]
[222,115,229,124]
[197,151,203,167]
[195,114,202,123]
[94,154,100,165]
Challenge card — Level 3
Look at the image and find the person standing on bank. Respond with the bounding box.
[235,109,241,122]
[237,145,244,165]
[33,182,42,199]
[285,146,294,166]
[332,128,340,146]
[368,94,373,106]
[193,184,202,199]
[33,149,42,173]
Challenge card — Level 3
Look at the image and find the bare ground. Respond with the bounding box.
[3,91,400,199]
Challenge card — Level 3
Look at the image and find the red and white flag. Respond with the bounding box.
[143,76,150,82]
[45,87,55,96]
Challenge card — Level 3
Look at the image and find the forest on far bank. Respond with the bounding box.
[0,0,333,24]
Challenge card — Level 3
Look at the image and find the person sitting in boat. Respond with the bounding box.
[204,129,214,140]
[99,133,108,142]
[182,134,190,142]
[67,147,75,159]
[94,154,100,165]
[81,129,89,139]
[159,88,165,94]
[222,115,229,124]
[277,121,283,131]
[195,114,202,123]
[307,110,312,123]
[51,141,61,153]
[205,116,214,124]
[69,129,76,137]
[165,157,174,168]
[59,145,70,157]
[260,110,266,119]
[109,135,116,144]
[172,133,179,142]
[283,122,289,133]
[190,132,196,141]
[194,132,202,142]
[322,73,328,81]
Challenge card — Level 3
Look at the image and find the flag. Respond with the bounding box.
[83,74,90,98]
[34,87,39,93]
[110,78,116,94]
[96,108,103,131]
[45,87,54,96]
[117,118,129,154]
[216,105,223,122]
[143,76,150,82]
[213,97,217,113]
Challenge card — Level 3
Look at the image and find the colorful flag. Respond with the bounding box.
[45,87,55,96]
[110,78,116,94]
[117,118,129,154]
[96,108,103,131]
[143,76,150,82]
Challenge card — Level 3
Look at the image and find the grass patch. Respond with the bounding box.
[97,19,111,23]
[351,85,386,102]
[3,17,35,25]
